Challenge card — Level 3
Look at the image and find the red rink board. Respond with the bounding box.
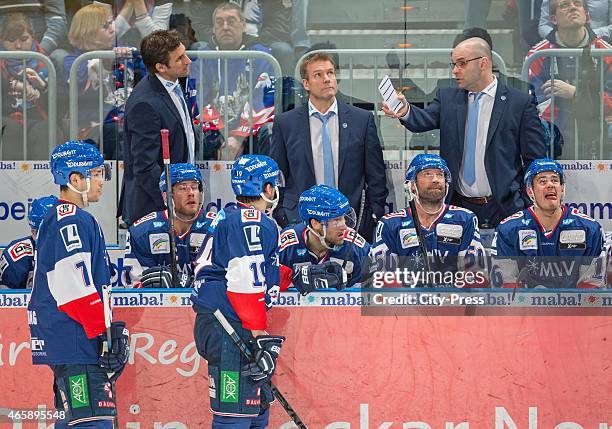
[0,307,610,428]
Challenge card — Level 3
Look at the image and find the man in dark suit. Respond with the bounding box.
[119,30,197,225]
[383,37,546,227]
[270,52,388,242]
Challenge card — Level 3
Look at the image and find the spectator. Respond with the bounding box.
[383,37,546,228]
[169,13,199,49]
[0,13,50,160]
[517,0,545,54]
[63,3,144,160]
[527,0,612,159]
[539,0,612,40]
[113,0,173,45]
[191,2,275,160]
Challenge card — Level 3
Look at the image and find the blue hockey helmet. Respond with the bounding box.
[405,154,451,183]
[159,163,203,193]
[524,158,565,188]
[299,185,355,226]
[28,195,58,231]
[231,155,282,197]
[50,140,109,185]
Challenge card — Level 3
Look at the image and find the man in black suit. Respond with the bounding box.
[383,37,546,227]
[270,52,388,242]
[118,30,197,225]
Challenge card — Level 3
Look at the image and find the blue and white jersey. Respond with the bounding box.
[191,203,280,330]
[278,223,371,289]
[28,201,111,365]
[0,236,35,289]
[370,205,487,286]
[492,206,605,288]
[123,210,215,284]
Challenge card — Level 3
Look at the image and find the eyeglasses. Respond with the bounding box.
[449,56,484,69]
[214,16,241,27]
[420,171,446,180]
[558,0,584,10]
[175,183,200,193]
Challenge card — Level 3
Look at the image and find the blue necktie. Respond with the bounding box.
[313,111,336,186]
[172,84,190,118]
[463,91,484,186]
[173,84,195,163]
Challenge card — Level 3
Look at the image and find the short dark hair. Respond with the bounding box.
[453,27,493,50]
[140,30,183,75]
[299,52,336,80]
[212,2,244,22]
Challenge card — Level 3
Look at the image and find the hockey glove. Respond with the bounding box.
[140,266,192,288]
[99,321,130,373]
[241,335,285,383]
[292,261,348,295]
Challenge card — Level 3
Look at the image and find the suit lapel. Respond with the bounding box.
[299,105,316,179]
[151,76,184,125]
[456,90,468,158]
[337,102,350,179]
[486,81,508,149]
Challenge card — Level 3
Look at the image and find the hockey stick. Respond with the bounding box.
[101,285,118,429]
[213,310,309,429]
[337,190,366,285]
[160,129,179,286]
[405,184,433,287]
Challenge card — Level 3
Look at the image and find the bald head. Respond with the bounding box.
[455,37,492,61]
[451,37,495,92]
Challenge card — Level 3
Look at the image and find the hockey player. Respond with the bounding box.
[0,195,57,289]
[191,154,285,428]
[371,154,487,287]
[279,184,367,293]
[124,163,214,288]
[28,141,129,428]
[492,158,605,288]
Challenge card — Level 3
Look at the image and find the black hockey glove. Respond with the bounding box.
[292,261,348,295]
[140,266,193,288]
[99,321,130,373]
[241,335,285,383]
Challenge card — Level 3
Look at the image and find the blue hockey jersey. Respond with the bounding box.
[278,223,371,289]
[124,210,215,284]
[492,206,605,288]
[0,236,34,289]
[370,205,487,286]
[28,201,111,365]
[191,203,280,330]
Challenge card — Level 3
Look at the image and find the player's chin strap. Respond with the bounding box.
[527,183,565,213]
[261,185,279,215]
[68,178,91,207]
[405,180,447,216]
[306,223,343,252]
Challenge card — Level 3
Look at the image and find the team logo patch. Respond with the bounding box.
[69,374,89,409]
[8,240,33,261]
[519,229,537,251]
[279,229,298,250]
[149,233,170,254]
[205,211,217,220]
[56,203,76,220]
[133,212,157,226]
[559,229,586,250]
[60,224,82,252]
[241,208,261,223]
[190,233,205,253]
[220,371,239,403]
[399,228,419,249]
[375,222,384,243]
[343,229,365,248]
[435,223,463,245]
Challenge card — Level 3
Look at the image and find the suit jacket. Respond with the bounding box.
[270,101,388,231]
[118,75,196,224]
[400,80,546,217]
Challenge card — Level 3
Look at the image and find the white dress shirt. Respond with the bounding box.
[156,74,195,163]
[457,77,497,197]
[308,99,339,187]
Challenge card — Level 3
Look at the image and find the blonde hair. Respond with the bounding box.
[68,4,111,50]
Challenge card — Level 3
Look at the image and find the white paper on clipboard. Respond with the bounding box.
[378,75,403,114]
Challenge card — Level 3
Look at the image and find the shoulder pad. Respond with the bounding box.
[499,210,524,225]
[382,209,406,219]
[133,212,157,226]
[343,228,366,248]
[56,203,76,221]
[8,238,33,262]
[241,208,261,223]
[279,229,299,251]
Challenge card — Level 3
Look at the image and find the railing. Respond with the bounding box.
[0,51,57,159]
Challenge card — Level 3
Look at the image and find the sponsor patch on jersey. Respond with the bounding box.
[435,223,463,245]
[279,229,299,250]
[399,228,419,249]
[500,211,524,225]
[190,233,205,253]
[8,240,33,261]
[559,229,586,250]
[375,222,384,243]
[60,224,82,252]
[133,212,157,226]
[383,209,406,219]
[241,208,261,223]
[205,211,217,220]
[149,233,170,254]
[0,255,8,277]
[153,221,165,228]
[343,229,365,248]
[570,208,594,221]
[56,203,76,220]
[519,229,537,251]
[243,225,263,252]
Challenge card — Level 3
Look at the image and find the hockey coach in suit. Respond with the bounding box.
[270,52,388,241]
